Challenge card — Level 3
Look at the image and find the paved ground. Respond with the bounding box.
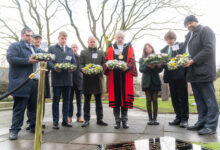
[0,103,219,150]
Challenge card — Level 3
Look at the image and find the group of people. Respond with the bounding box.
[6,15,219,140]
[139,15,219,136]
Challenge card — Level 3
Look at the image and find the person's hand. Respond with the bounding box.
[122,66,128,71]
[147,64,155,69]
[184,59,194,67]
[55,69,61,72]
[68,69,73,72]
[157,64,162,68]
[176,54,181,58]
[81,68,85,74]
[29,56,39,64]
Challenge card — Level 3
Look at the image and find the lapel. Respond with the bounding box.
[56,43,65,53]
[19,40,35,56]
[191,25,202,41]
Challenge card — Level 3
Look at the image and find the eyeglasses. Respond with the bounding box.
[25,34,33,37]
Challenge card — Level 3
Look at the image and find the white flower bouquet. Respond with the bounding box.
[32,53,56,61]
[143,53,169,65]
[83,63,103,75]
[167,53,191,70]
[54,63,77,71]
[105,60,127,70]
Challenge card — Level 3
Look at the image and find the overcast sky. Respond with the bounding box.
[0,0,220,67]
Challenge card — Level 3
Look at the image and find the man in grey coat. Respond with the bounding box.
[48,31,76,129]
[80,36,108,127]
[183,15,219,135]
[7,27,39,140]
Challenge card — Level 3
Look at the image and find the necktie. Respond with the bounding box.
[169,46,172,58]
[61,46,64,52]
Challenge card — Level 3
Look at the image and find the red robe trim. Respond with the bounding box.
[104,44,138,109]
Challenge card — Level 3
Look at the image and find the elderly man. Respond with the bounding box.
[7,27,39,140]
[104,31,138,129]
[79,36,108,127]
[48,31,76,129]
[183,15,219,135]
[25,34,50,131]
[68,43,83,123]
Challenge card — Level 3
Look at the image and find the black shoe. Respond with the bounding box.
[114,122,120,129]
[9,132,18,140]
[26,124,31,130]
[180,120,188,128]
[81,120,90,127]
[62,121,72,127]
[30,128,35,133]
[122,121,129,129]
[187,124,203,131]
[97,120,108,126]
[198,128,216,135]
[147,120,154,125]
[153,120,160,125]
[42,124,46,129]
[169,119,181,125]
[53,122,60,129]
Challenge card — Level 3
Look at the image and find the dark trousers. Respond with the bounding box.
[69,86,82,118]
[169,79,189,121]
[113,107,128,122]
[83,93,103,121]
[191,82,219,131]
[52,86,71,123]
[10,81,38,133]
[145,91,159,120]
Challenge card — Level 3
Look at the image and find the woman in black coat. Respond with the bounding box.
[139,43,162,125]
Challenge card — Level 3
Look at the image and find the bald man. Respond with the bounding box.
[68,43,83,123]
[79,36,108,127]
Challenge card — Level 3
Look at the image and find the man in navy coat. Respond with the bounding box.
[48,31,76,129]
[7,27,39,140]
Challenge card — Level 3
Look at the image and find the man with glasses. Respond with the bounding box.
[7,27,39,140]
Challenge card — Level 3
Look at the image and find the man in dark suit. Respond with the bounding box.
[80,36,108,127]
[183,15,219,135]
[161,31,189,128]
[48,31,76,129]
[7,27,39,140]
[68,43,83,123]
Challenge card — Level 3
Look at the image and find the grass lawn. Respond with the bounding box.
[133,96,220,113]
[194,142,220,150]
[134,96,198,113]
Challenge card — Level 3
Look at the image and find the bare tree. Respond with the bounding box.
[59,0,196,51]
[0,0,65,49]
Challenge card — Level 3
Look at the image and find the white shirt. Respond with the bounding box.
[186,32,193,55]
[117,45,123,53]
[26,43,39,79]
[58,43,66,52]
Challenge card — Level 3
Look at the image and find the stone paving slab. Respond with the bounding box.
[0,140,35,150]
[42,142,97,150]
[0,103,219,150]
[70,133,142,145]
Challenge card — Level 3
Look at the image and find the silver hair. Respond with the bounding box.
[115,31,125,38]
[21,27,32,35]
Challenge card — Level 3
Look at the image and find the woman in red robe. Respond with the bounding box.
[104,32,138,129]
